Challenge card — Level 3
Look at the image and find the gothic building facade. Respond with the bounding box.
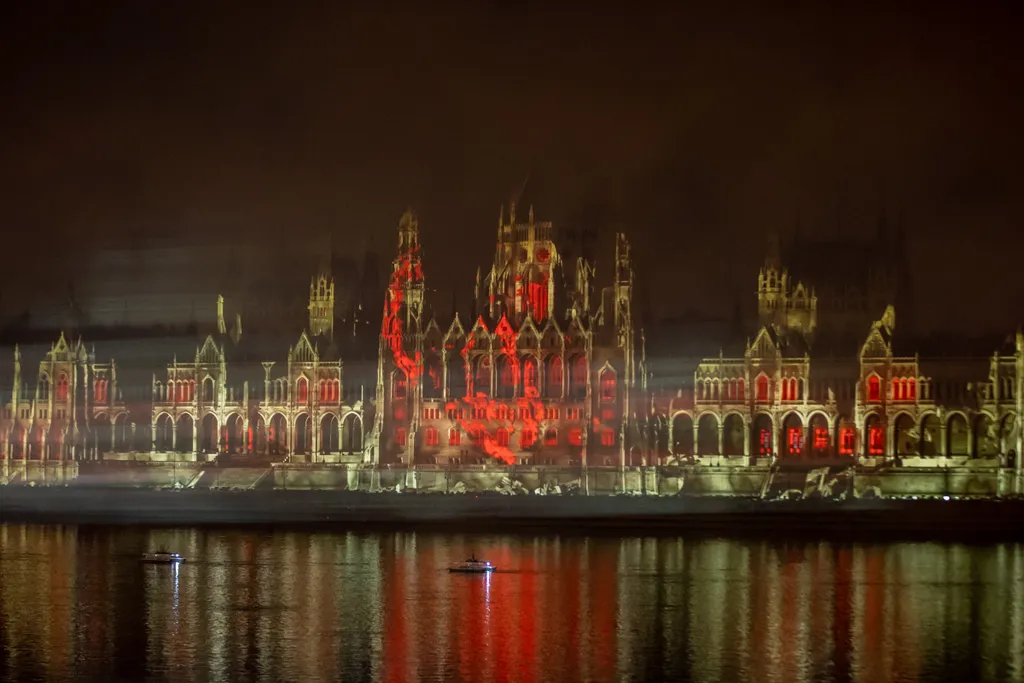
[666,233,1022,470]
[372,207,646,467]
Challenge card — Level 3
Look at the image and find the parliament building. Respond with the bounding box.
[0,209,1021,472]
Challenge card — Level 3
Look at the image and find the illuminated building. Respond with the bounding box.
[372,206,647,467]
[0,333,125,461]
[667,230,1023,468]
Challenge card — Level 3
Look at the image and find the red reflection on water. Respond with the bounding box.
[382,541,409,683]
[590,542,618,677]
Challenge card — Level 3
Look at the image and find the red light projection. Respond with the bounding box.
[383,245,424,394]
[441,315,550,465]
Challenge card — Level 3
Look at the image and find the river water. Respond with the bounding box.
[0,525,1022,682]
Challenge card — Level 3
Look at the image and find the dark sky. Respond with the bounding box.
[1,1,1021,334]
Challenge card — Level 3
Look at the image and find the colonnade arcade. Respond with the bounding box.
[669,409,1016,462]
[151,410,363,460]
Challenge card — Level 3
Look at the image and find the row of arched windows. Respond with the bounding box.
[37,374,69,402]
[402,425,616,449]
[398,355,611,401]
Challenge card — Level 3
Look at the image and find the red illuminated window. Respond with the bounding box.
[396,428,406,446]
[571,357,587,395]
[448,428,461,446]
[297,377,309,403]
[544,428,558,446]
[499,357,515,394]
[867,375,880,402]
[393,405,406,420]
[521,429,536,448]
[892,378,901,400]
[600,371,616,401]
[56,375,68,401]
[787,427,802,454]
[600,429,614,446]
[813,427,829,451]
[474,357,491,395]
[471,427,483,444]
[756,376,769,402]
[839,427,855,455]
[868,424,884,455]
[601,407,615,421]
[569,428,582,446]
[94,379,106,403]
[496,428,509,447]
[527,279,549,320]
[781,380,789,401]
[546,356,563,397]
[425,427,439,446]
[908,378,916,399]
[758,429,772,454]
[522,357,537,396]
[393,372,406,400]
[738,379,745,400]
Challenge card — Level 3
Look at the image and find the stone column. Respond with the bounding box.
[939,423,947,457]
[717,423,724,457]
[743,420,751,457]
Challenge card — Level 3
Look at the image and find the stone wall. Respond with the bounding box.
[3,460,1021,497]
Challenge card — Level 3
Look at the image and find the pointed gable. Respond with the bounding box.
[292,331,317,364]
[197,335,221,364]
[748,326,779,359]
[443,316,467,355]
[540,319,564,352]
[468,317,492,352]
[517,316,540,352]
[423,318,443,353]
[860,325,892,360]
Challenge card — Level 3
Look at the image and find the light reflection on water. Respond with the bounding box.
[0,525,1022,682]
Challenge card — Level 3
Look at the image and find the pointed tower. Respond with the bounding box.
[490,203,558,321]
[308,269,335,339]
[757,230,786,330]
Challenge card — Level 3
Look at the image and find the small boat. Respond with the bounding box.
[140,550,185,564]
[449,554,496,574]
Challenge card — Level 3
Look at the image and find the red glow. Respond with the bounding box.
[758,428,771,454]
[813,426,829,450]
[868,424,884,454]
[756,375,769,402]
[442,315,549,465]
[787,427,802,454]
[838,427,855,454]
[867,375,880,402]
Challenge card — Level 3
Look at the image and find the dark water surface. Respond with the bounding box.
[0,525,1022,682]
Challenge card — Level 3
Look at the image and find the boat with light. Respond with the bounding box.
[448,554,496,573]
[140,551,185,564]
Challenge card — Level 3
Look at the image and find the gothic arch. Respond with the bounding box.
[670,411,694,457]
[320,412,339,454]
[696,413,718,456]
[946,412,969,456]
[752,413,773,455]
[175,414,194,454]
[200,413,219,454]
[781,412,803,458]
[342,412,363,453]
[893,412,916,456]
[723,413,744,456]
[294,413,311,455]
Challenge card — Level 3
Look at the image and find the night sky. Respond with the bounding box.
[2,2,1021,335]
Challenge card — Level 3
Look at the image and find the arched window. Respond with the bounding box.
[545,356,563,398]
[698,381,705,401]
[756,376,769,402]
[892,378,901,400]
[56,374,69,401]
[599,370,616,402]
[188,380,195,401]
[392,371,406,400]
[425,426,439,446]
[39,376,50,401]
[521,357,538,397]
[569,428,583,446]
[544,428,558,446]
[497,355,515,398]
[297,377,309,403]
[521,429,536,448]
[448,427,461,446]
[496,428,509,447]
[867,375,880,402]
[395,428,406,446]
[738,378,745,400]
[570,357,588,399]
[474,356,491,397]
